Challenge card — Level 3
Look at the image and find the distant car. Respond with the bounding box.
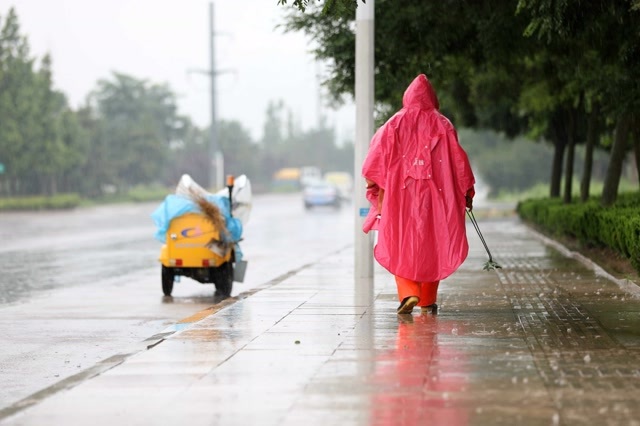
[303,180,341,209]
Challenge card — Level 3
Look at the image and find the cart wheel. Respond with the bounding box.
[162,266,175,296]
[214,261,234,297]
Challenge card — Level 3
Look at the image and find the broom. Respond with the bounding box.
[188,188,232,254]
[466,209,502,270]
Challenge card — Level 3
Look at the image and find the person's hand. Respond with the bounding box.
[465,195,473,211]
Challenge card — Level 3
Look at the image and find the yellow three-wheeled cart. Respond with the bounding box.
[156,175,248,297]
[158,211,236,297]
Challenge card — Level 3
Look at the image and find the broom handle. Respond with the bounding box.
[466,209,495,262]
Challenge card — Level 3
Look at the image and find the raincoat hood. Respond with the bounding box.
[402,74,439,111]
[361,74,474,282]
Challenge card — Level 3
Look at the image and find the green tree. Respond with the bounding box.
[277,0,360,14]
[217,119,265,185]
[57,105,89,194]
[0,8,82,196]
[517,0,640,205]
[0,7,35,195]
[87,72,181,192]
[260,99,287,178]
[165,118,266,192]
[27,55,73,195]
[164,118,209,187]
[74,105,113,197]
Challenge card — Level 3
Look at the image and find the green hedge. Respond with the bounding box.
[0,186,169,212]
[0,193,82,211]
[517,192,640,272]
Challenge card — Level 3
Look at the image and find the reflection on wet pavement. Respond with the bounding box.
[368,314,470,426]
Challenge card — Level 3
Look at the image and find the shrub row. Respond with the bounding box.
[0,186,173,212]
[516,192,640,273]
[0,193,83,211]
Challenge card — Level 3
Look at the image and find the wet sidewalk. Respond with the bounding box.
[2,216,640,426]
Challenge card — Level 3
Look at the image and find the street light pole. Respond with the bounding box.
[354,0,374,279]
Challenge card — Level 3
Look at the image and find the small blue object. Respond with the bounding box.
[359,207,370,217]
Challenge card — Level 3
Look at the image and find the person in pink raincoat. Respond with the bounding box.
[362,74,475,315]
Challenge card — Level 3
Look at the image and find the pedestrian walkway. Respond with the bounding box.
[2,216,640,426]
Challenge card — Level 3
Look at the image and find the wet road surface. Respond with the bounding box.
[0,193,353,410]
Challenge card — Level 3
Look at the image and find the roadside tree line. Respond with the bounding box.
[0,7,353,199]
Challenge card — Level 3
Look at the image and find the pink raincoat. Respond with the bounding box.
[362,74,475,282]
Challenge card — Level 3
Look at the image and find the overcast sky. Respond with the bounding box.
[6,0,355,142]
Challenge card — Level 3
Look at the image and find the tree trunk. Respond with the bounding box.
[563,109,577,204]
[549,113,567,198]
[563,140,575,203]
[580,105,599,202]
[550,137,566,198]
[602,114,631,206]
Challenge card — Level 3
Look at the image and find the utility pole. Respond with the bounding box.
[189,2,233,191]
[354,0,375,279]
[208,2,224,191]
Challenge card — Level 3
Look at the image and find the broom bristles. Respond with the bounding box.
[187,188,230,240]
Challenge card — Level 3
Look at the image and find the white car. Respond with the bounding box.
[303,180,341,209]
